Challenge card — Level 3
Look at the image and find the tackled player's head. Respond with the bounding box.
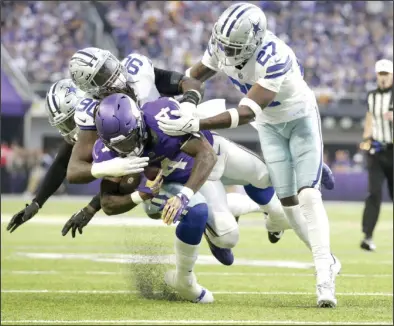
[211,3,267,66]
[45,79,84,144]
[95,93,148,157]
[69,47,135,98]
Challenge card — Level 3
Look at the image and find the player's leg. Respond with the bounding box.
[199,180,239,265]
[144,183,213,303]
[254,123,311,248]
[289,108,340,308]
[225,186,261,221]
[212,134,290,233]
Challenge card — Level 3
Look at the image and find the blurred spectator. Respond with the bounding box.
[331,150,353,173]
[2,0,393,102]
[1,142,12,192]
[6,141,29,193]
[352,150,365,172]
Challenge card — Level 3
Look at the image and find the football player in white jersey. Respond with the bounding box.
[157,3,340,308]
[65,47,302,266]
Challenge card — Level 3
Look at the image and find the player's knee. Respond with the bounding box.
[207,227,239,249]
[244,184,275,205]
[176,203,208,245]
[298,187,321,205]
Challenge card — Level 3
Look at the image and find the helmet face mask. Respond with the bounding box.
[45,79,82,144]
[212,3,267,67]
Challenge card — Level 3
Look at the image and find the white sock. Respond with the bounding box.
[175,237,199,277]
[226,193,261,217]
[298,188,332,280]
[282,205,311,249]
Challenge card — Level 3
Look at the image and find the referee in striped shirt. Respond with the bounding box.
[360,59,393,251]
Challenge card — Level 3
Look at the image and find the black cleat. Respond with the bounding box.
[360,238,376,251]
[268,231,284,244]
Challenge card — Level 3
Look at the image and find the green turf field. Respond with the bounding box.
[1,198,393,325]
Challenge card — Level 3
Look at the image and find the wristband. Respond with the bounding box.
[178,186,194,200]
[130,191,144,205]
[180,90,202,105]
[239,97,261,118]
[228,108,239,128]
[185,68,192,78]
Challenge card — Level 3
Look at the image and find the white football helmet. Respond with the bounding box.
[69,47,128,95]
[212,3,267,66]
[45,79,84,144]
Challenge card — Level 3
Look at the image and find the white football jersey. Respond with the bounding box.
[74,53,161,131]
[202,31,317,124]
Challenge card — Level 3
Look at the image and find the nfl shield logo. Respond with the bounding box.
[238,72,243,79]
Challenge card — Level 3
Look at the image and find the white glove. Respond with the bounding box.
[157,110,200,136]
[91,156,149,178]
[178,102,198,118]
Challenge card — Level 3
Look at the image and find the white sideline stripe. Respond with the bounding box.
[2,289,392,296]
[4,270,393,278]
[15,252,315,269]
[1,320,393,325]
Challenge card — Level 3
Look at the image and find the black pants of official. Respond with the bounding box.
[362,146,393,238]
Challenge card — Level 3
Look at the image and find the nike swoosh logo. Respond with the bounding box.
[217,145,221,156]
[78,117,87,123]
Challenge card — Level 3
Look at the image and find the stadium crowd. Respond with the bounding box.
[1,1,393,102]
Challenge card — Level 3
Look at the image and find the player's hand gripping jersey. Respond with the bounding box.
[202,31,317,124]
[92,97,213,185]
[75,53,161,131]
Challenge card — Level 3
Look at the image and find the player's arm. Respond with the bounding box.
[185,39,219,83]
[199,84,276,130]
[7,140,74,233]
[186,61,218,83]
[67,129,98,183]
[158,55,284,134]
[181,135,217,194]
[160,134,217,225]
[154,67,204,105]
[100,173,162,215]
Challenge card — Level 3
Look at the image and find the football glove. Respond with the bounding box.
[7,201,40,233]
[161,193,189,225]
[61,207,95,238]
[137,169,163,198]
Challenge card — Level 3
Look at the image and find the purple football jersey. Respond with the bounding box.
[91,97,214,185]
[141,97,213,184]
[92,139,118,163]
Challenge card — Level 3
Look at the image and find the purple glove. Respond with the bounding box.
[161,193,190,225]
[321,163,335,190]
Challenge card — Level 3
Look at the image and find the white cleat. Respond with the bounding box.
[316,280,337,308]
[164,270,214,303]
[316,254,341,308]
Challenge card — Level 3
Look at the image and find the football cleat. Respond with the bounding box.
[316,281,337,308]
[316,254,341,308]
[360,238,376,251]
[268,231,284,243]
[204,230,234,266]
[164,270,214,303]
